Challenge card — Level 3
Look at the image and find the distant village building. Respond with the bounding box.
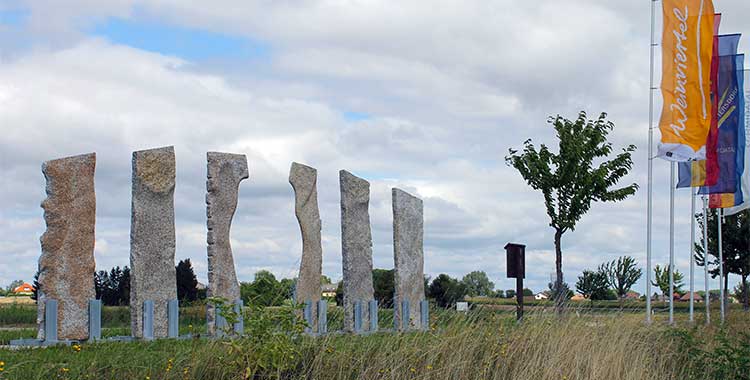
[570,293,585,301]
[624,291,640,300]
[321,284,337,298]
[534,292,549,300]
[12,283,34,295]
[678,292,703,302]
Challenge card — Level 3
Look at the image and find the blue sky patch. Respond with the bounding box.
[90,17,270,61]
[0,9,29,26]
[343,111,371,121]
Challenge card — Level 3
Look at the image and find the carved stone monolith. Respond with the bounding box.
[340,170,375,332]
[37,153,97,340]
[289,162,323,330]
[129,146,177,338]
[392,188,425,330]
[206,152,248,335]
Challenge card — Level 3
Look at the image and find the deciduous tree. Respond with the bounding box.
[506,111,637,310]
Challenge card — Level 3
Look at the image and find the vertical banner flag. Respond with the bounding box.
[659,0,716,161]
[700,35,742,197]
[705,53,744,204]
[715,67,749,212]
[677,13,721,188]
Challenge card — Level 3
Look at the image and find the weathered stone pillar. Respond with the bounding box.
[206,152,248,335]
[129,146,177,338]
[37,153,97,340]
[289,162,322,330]
[340,170,375,332]
[392,188,425,329]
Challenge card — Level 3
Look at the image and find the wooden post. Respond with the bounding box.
[505,243,526,323]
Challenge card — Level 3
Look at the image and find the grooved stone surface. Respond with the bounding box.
[340,170,374,332]
[392,188,425,330]
[206,152,248,335]
[37,153,97,340]
[290,162,322,330]
[129,146,177,338]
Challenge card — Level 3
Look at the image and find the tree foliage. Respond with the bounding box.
[372,269,395,308]
[575,270,610,301]
[695,209,750,310]
[95,266,130,306]
[427,274,467,308]
[600,256,642,301]
[652,264,684,297]
[506,111,637,307]
[176,259,199,303]
[461,271,495,297]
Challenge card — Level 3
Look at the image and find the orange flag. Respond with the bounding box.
[658,0,716,161]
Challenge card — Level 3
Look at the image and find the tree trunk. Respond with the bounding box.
[743,275,748,312]
[724,270,729,315]
[554,229,564,313]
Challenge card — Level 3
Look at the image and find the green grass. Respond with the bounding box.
[2,304,749,379]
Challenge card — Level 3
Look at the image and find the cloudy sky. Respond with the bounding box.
[1,0,748,295]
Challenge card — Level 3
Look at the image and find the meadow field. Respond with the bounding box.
[0,302,748,380]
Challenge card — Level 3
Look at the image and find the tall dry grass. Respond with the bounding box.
[298,309,687,380]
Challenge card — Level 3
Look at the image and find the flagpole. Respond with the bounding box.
[646,0,657,325]
[669,161,675,324]
[703,196,710,325]
[718,208,725,323]
[690,189,696,322]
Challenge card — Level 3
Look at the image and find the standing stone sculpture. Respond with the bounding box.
[129,146,178,338]
[206,152,248,335]
[392,188,425,330]
[37,153,97,340]
[289,162,323,330]
[340,170,375,332]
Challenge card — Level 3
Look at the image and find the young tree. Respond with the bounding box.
[461,271,495,297]
[176,259,199,303]
[652,264,684,299]
[600,256,642,306]
[506,111,637,309]
[695,209,750,311]
[548,281,573,302]
[494,289,505,298]
[575,270,610,303]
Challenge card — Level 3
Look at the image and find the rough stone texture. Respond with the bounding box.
[206,152,248,335]
[289,162,323,330]
[129,146,177,338]
[37,153,97,340]
[340,170,375,332]
[392,188,425,330]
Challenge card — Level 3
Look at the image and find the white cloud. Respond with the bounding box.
[2,0,747,294]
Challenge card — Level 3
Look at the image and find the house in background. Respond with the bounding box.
[570,294,585,301]
[534,292,549,300]
[321,284,337,298]
[678,292,703,303]
[13,283,34,295]
[624,291,640,300]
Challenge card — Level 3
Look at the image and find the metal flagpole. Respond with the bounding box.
[669,162,675,324]
[703,196,710,325]
[718,208,725,323]
[690,189,696,322]
[646,0,657,325]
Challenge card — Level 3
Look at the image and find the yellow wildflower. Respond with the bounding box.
[426,365,433,370]
[410,367,416,373]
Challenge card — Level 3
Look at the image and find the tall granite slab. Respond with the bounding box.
[289,162,323,330]
[206,152,248,335]
[340,170,375,332]
[37,153,97,340]
[129,146,177,338]
[392,188,425,330]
